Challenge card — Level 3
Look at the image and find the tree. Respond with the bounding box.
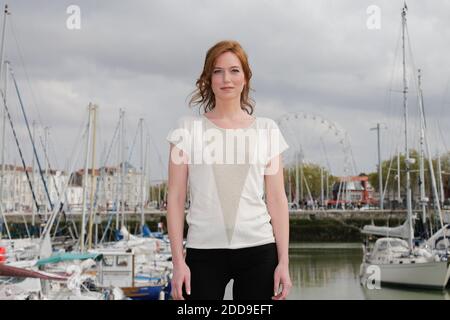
[284,163,337,201]
[368,150,450,203]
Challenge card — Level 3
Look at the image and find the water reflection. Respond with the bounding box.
[288,243,450,300]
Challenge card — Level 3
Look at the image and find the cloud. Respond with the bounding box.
[2,0,449,180]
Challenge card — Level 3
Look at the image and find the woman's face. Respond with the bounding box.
[211,51,246,102]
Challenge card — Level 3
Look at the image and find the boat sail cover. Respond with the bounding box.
[35,253,103,267]
[361,219,411,239]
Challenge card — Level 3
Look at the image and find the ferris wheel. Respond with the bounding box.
[276,111,357,177]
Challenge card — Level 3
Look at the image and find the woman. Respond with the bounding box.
[166,40,292,300]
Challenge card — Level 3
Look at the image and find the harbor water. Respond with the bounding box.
[224,242,450,300]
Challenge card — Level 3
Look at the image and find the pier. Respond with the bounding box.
[3,208,449,223]
[3,209,448,242]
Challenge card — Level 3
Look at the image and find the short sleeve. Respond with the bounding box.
[266,119,289,163]
[166,117,192,156]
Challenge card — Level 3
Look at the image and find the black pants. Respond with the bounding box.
[183,242,278,300]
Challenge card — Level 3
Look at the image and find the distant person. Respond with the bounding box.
[157,221,164,233]
[166,40,291,300]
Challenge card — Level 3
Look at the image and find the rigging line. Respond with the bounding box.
[437,123,449,153]
[127,119,140,164]
[48,135,73,233]
[417,75,435,153]
[37,130,55,168]
[63,109,89,173]
[319,136,332,173]
[42,111,90,238]
[405,23,419,95]
[406,22,425,153]
[86,121,121,236]
[433,118,445,153]
[345,133,358,175]
[383,20,403,136]
[431,100,448,154]
[94,144,108,202]
[381,22,402,164]
[8,16,46,133]
[144,120,166,181]
[383,52,404,164]
[428,74,449,151]
[381,141,398,204]
[37,134,61,199]
[101,118,128,242]
[9,64,53,211]
[96,113,106,166]
[388,104,405,163]
[0,88,41,218]
[40,123,89,240]
[383,93,403,171]
[402,22,419,153]
[436,77,450,151]
[102,117,120,167]
[36,132,70,232]
[48,131,62,170]
[438,76,450,119]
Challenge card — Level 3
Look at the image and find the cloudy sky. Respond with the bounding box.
[2,0,450,182]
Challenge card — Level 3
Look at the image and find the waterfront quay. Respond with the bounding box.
[3,209,449,242]
[3,209,440,223]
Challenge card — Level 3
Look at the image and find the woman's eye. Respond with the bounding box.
[213,70,222,74]
[232,69,240,73]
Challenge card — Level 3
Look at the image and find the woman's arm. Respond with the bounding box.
[265,155,292,300]
[167,144,190,299]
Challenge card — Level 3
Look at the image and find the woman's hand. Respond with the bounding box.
[272,262,292,300]
[171,261,191,300]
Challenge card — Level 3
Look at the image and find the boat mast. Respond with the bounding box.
[320,137,331,205]
[87,104,97,250]
[115,112,121,232]
[287,166,292,203]
[80,104,93,252]
[44,126,49,220]
[295,151,299,207]
[120,109,125,229]
[437,151,444,207]
[0,5,10,240]
[418,70,428,233]
[320,166,324,208]
[370,123,384,210]
[401,4,414,250]
[139,118,145,231]
[417,70,444,230]
[32,120,36,229]
[397,149,401,205]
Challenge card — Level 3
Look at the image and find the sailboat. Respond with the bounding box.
[359,4,450,290]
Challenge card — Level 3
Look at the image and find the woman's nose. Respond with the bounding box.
[223,70,231,82]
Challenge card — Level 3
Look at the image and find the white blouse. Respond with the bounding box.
[167,115,289,249]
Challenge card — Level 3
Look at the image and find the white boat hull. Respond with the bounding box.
[361,261,450,289]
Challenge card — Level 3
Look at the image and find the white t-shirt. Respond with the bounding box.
[166,115,289,249]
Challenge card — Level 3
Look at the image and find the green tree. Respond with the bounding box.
[368,150,450,203]
[284,163,337,201]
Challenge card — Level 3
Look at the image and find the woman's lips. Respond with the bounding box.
[221,87,234,90]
